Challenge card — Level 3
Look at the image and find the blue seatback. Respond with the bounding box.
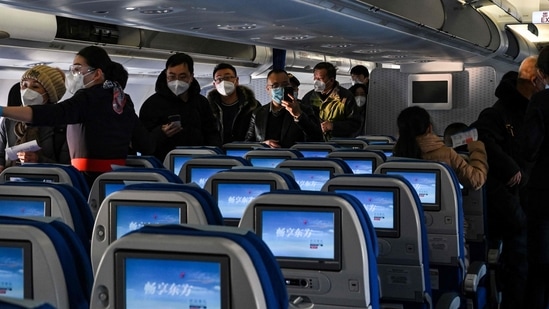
[87,167,183,218]
[91,182,224,273]
[240,190,380,309]
[125,155,165,168]
[0,182,93,253]
[0,216,92,309]
[91,224,288,309]
[0,163,90,197]
[203,168,300,225]
[323,173,432,308]
[376,159,468,306]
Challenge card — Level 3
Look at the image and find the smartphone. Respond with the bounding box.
[283,86,294,102]
[168,114,181,126]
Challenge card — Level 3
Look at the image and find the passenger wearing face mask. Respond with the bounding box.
[245,69,322,148]
[0,65,70,170]
[0,46,156,187]
[349,83,368,137]
[350,65,370,87]
[301,62,361,140]
[140,53,222,161]
[206,63,260,144]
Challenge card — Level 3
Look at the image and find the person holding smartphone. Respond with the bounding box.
[140,53,222,161]
[245,69,323,148]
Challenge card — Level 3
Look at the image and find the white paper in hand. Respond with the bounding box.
[6,140,41,160]
[450,128,478,148]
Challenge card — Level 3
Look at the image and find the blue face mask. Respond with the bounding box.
[271,87,284,104]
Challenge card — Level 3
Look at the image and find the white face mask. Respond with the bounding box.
[216,81,236,96]
[167,80,190,96]
[313,80,326,92]
[20,88,45,106]
[355,95,366,107]
[66,71,95,94]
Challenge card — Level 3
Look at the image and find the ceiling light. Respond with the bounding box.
[139,7,174,14]
[217,24,259,31]
[321,43,354,48]
[273,34,315,41]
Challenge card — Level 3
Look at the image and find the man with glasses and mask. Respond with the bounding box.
[301,62,361,140]
[140,53,222,161]
[245,69,322,148]
[207,63,260,144]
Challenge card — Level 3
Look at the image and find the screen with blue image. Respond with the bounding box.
[249,157,287,168]
[172,155,191,176]
[6,174,59,183]
[385,169,439,210]
[297,150,329,158]
[104,182,126,198]
[0,240,32,299]
[117,251,229,309]
[259,209,335,260]
[189,167,228,188]
[112,203,185,241]
[215,182,272,219]
[224,149,249,158]
[334,189,395,229]
[342,158,374,174]
[0,197,48,216]
[291,169,331,191]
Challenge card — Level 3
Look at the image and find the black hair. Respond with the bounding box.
[349,83,369,95]
[350,65,369,77]
[538,46,549,75]
[313,62,336,79]
[266,68,288,79]
[7,82,22,106]
[443,122,468,147]
[288,73,300,87]
[77,46,128,87]
[212,63,237,79]
[165,53,194,74]
[393,106,431,159]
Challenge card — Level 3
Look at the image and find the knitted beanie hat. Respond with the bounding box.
[21,65,66,103]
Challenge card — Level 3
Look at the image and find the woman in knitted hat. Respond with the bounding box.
[0,65,70,170]
[0,46,155,187]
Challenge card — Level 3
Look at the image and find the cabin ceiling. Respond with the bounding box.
[0,0,545,76]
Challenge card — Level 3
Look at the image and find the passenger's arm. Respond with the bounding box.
[454,140,489,190]
[295,103,323,142]
[0,106,33,123]
[244,111,258,142]
[330,95,362,137]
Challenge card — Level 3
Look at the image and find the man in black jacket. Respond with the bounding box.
[471,56,543,309]
[245,69,323,148]
[139,53,221,161]
[207,63,260,144]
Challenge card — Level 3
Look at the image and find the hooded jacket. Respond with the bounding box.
[140,70,222,161]
[470,73,529,236]
[417,132,488,191]
[207,86,260,143]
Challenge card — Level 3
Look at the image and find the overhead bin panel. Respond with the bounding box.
[361,0,445,28]
[0,6,56,42]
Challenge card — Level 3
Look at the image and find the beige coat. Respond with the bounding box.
[416,132,488,190]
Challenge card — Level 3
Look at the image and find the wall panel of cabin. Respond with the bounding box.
[365,67,497,137]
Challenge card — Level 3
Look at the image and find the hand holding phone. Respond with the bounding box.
[168,114,181,128]
[283,87,294,102]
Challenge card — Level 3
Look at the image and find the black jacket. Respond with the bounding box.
[470,74,529,236]
[245,102,323,148]
[139,71,222,161]
[522,88,549,190]
[32,84,154,162]
[207,86,260,143]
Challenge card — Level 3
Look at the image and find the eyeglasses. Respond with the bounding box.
[167,75,190,82]
[214,75,236,84]
[69,64,95,76]
[266,82,290,89]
